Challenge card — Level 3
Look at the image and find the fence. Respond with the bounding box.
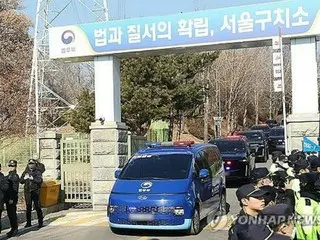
[0,136,36,169]
[60,131,146,203]
[128,131,147,158]
[147,128,169,142]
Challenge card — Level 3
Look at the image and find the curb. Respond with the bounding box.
[1,203,68,231]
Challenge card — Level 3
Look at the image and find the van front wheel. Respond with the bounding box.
[187,208,200,235]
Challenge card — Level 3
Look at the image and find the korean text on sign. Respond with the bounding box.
[94,27,123,47]
[220,6,310,33]
[127,21,172,44]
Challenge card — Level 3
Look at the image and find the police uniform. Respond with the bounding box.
[0,163,9,233]
[247,204,293,240]
[5,160,20,237]
[228,184,268,240]
[20,159,44,228]
[295,172,320,240]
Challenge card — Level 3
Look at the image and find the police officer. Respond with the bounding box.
[248,204,295,240]
[0,163,9,234]
[295,172,320,239]
[251,168,273,187]
[228,184,268,240]
[20,159,44,228]
[308,155,320,172]
[5,160,20,237]
[260,185,277,207]
[294,158,310,175]
[263,204,295,239]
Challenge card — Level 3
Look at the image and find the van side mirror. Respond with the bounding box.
[114,169,122,179]
[199,169,209,179]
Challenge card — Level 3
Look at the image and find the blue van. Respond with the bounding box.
[107,141,226,235]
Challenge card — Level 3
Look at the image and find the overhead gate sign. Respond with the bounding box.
[49,0,320,60]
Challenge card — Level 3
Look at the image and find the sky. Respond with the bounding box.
[22,0,284,29]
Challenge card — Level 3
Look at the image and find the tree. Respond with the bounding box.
[0,1,32,147]
[121,52,219,137]
[62,89,95,133]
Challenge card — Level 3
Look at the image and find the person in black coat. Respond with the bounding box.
[0,163,9,234]
[20,159,44,228]
[5,160,20,237]
[228,184,268,240]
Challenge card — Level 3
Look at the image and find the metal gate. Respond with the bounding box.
[60,132,146,203]
[60,133,91,203]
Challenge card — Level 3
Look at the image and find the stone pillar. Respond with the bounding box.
[91,55,128,211]
[287,37,319,152]
[39,131,61,180]
[90,121,128,211]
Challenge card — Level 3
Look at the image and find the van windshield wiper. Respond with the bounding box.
[119,177,137,180]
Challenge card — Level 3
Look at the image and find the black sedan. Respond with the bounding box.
[268,127,285,154]
[250,124,271,138]
[237,130,269,163]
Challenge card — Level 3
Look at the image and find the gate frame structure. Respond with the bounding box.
[60,133,91,203]
[60,132,146,204]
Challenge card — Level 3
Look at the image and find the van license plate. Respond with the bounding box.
[129,214,154,221]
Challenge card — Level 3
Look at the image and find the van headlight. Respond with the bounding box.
[173,207,185,216]
[239,159,248,162]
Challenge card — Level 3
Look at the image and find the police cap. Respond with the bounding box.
[28,159,36,164]
[294,158,310,173]
[236,184,268,201]
[8,160,17,167]
[308,156,320,170]
[260,186,277,205]
[261,204,294,228]
[251,167,270,182]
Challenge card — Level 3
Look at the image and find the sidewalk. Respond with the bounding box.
[1,203,67,231]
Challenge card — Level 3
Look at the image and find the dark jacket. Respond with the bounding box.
[269,233,291,240]
[228,210,259,240]
[5,170,19,201]
[276,189,295,213]
[20,169,43,193]
[0,172,9,209]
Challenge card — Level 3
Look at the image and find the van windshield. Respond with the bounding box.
[239,132,263,141]
[210,140,246,154]
[119,154,192,180]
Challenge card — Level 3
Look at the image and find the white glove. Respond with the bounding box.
[29,175,34,180]
[24,173,29,180]
[270,164,280,173]
[282,163,290,169]
[286,168,295,178]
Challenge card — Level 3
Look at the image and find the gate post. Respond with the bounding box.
[91,55,128,211]
[287,37,320,152]
[39,131,61,180]
[90,122,128,211]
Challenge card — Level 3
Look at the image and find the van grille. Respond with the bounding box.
[114,218,184,226]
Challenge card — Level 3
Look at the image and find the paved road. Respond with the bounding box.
[0,160,271,240]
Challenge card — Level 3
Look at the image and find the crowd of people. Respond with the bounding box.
[229,150,320,240]
[0,159,45,238]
